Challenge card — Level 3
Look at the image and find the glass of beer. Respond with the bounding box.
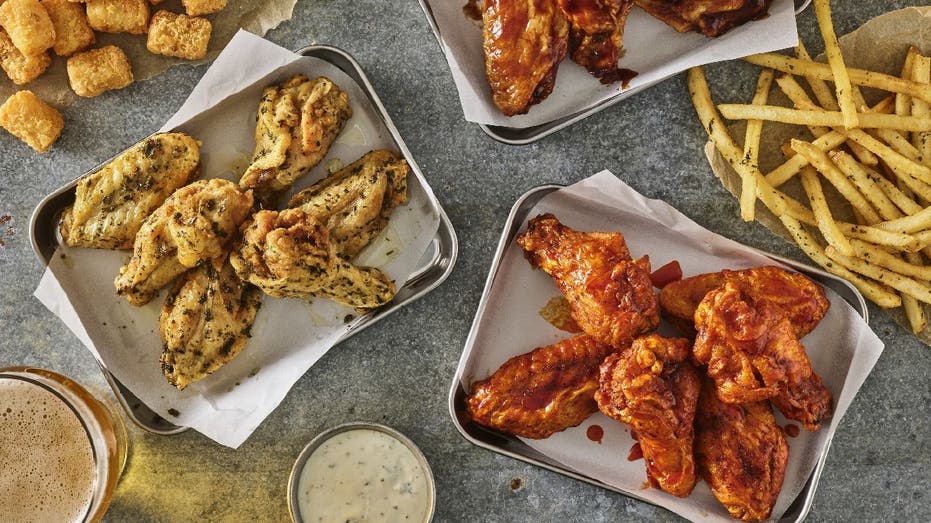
[0,366,128,522]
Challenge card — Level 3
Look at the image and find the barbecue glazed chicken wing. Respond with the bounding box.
[634,0,774,37]
[466,335,615,439]
[482,0,569,115]
[595,334,700,497]
[159,255,262,390]
[695,378,788,522]
[517,214,659,348]
[558,0,635,83]
[114,179,254,306]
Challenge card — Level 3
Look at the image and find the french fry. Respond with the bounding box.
[765,130,847,187]
[775,74,831,136]
[841,129,931,190]
[830,151,902,221]
[717,104,931,132]
[902,251,929,333]
[837,223,920,252]
[799,166,854,256]
[896,47,918,117]
[873,205,931,234]
[910,52,931,165]
[870,128,925,165]
[741,68,775,221]
[796,40,838,110]
[790,139,882,224]
[813,0,858,128]
[826,246,931,304]
[848,239,931,280]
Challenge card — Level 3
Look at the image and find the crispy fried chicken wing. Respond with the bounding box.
[114,179,253,306]
[516,214,659,348]
[230,208,396,309]
[60,133,200,249]
[557,0,635,83]
[159,255,262,390]
[634,0,774,37]
[466,334,615,439]
[482,0,569,116]
[287,149,408,258]
[239,75,352,208]
[595,334,700,497]
[695,378,788,521]
[660,266,830,338]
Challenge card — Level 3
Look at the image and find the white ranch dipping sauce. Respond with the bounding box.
[296,428,431,523]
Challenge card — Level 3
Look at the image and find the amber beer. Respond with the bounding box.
[0,367,127,522]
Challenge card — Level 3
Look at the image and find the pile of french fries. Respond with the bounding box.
[689,0,931,334]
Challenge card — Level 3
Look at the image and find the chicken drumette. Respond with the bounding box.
[558,0,635,83]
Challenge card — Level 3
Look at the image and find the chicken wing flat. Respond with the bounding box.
[557,0,635,83]
[239,75,352,208]
[287,149,408,258]
[60,133,200,249]
[159,255,262,390]
[230,208,396,309]
[516,214,659,348]
[466,334,615,439]
[660,266,830,338]
[114,179,254,306]
[634,0,774,37]
[595,334,700,497]
[482,0,569,116]
[695,378,788,522]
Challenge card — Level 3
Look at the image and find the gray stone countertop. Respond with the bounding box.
[1,1,929,522]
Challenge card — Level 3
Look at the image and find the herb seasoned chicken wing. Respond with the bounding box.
[695,378,788,522]
[230,208,396,309]
[159,255,262,390]
[239,75,351,208]
[114,179,254,306]
[595,334,700,497]
[634,0,774,37]
[60,132,200,249]
[287,149,408,258]
[557,0,635,83]
[517,214,659,348]
[466,334,615,439]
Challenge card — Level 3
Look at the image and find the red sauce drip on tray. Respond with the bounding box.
[586,424,604,444]
[784,423,800,438]
[627,442,643,461]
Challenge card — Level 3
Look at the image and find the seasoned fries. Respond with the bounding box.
[146,11,212,61]
[0,90,63,152]
[67,45,134,97]
[813,0,857,128]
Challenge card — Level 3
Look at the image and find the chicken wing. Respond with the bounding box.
[159,255,262,390]
[516,214,659,348]
[287,149,408,258]
[557,0,636,83]
[60,132,200,249]
[595,334,700,497]
[660,266,830,338]
[114,179,254,306]
[634,0,774,37]
[695,378,788,522]
[239,75,352,208]
[230,208,396,309]
[466,334,615,439]
[482,0,569,116]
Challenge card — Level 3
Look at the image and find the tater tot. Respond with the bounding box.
[0,90,64,152]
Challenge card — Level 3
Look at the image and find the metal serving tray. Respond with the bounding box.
[448,184,865,522]
[31,45,458,435]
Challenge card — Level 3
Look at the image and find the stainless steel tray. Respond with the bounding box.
[30,45,458,436]
[448,184,865,522]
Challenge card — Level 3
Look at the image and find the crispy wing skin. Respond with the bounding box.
[695,378,788,522]
[771,372,832,432]
[595,334,700,497]
[230,208,396,309]
[114,179,254,306]
[634,0,773,37]
[287,150,408,258]
[557,0,635,83]
[466,335,615,439]
[60,133,200,249]
[159,256,262,390]
[239,75,352,208]
[516,213,659,348]
[482,0,569,116]
[660,266,830,338]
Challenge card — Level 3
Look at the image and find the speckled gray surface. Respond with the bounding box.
[1,1,930,522]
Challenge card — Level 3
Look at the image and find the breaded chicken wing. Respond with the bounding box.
[114,179,254,306]
[466,334,615,439]
[695,378,788,522]
[557,0,635,83]
[159,255,262,390]
[517,214,659,348]
[634,0,774,37]
[660,266,830,338]
[595,334,700,497]
[482,0,569,115]
[287,149,408,258]
[239,75,351,208]
[60,132,200,249]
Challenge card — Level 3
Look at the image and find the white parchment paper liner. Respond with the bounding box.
[34,31,441,448]
[424,0,799,128]
[459,171,884,521]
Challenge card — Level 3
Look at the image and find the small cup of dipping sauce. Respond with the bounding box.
[288,422,435,523]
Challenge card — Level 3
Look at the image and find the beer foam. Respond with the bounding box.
[0,377,96,523]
